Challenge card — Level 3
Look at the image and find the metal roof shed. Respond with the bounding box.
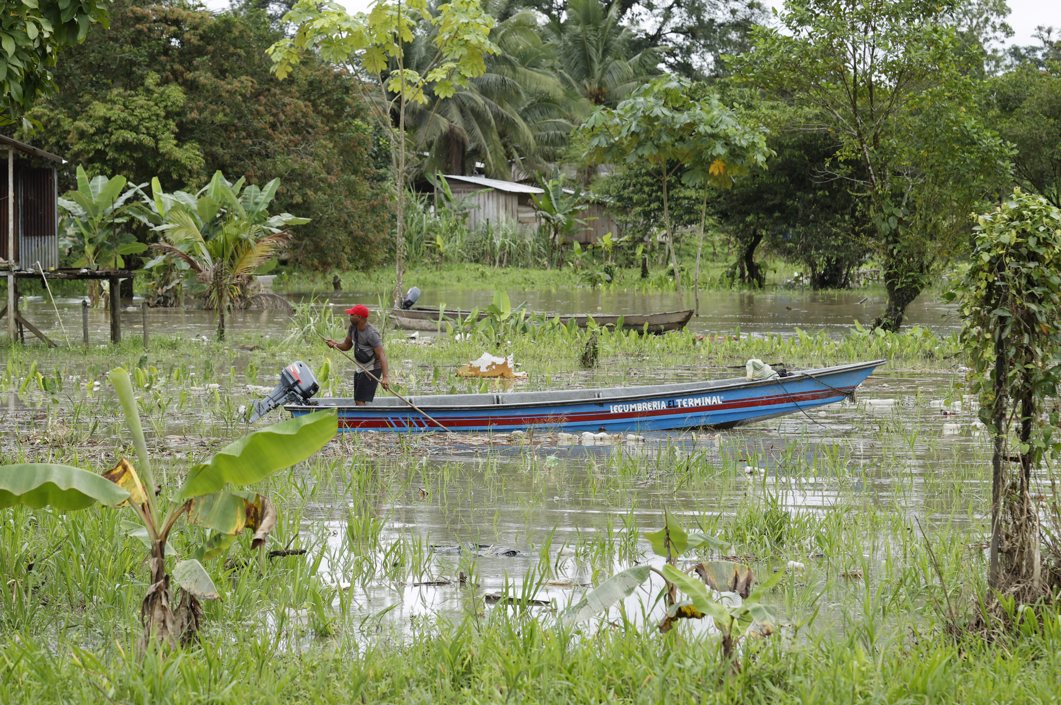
[440,175,543,233]
[1,134,63,270]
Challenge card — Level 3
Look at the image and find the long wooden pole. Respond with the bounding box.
[318,334,451,432]
[7,148,14,343]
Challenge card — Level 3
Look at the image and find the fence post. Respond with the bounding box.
[82,299,89,346]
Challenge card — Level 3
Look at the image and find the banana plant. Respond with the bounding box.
[0,367,337,649]
[136,172,309,340]
[563,513,782,668]
[57,165,147,304]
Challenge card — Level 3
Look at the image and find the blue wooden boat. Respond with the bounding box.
[284,360,883,433]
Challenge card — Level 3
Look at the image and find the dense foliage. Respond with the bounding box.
[20,0,390,271]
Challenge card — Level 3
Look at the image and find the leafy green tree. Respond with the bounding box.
[580,75,768,289]
[22,1,390,271]
[956,189,1061,602]
[57,165,146,303]
[545,0,660,115]
[987,53,1061,207]
[141,172,308,341]
[0,0,110,122]
[270,0,499,305]
[62,72,205,188]
[715,107,869,289]
[737,0,1012,331]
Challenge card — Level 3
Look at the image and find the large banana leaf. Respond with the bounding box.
[562,564,653,625]
[0,464,130,511]
[179,411,337,499]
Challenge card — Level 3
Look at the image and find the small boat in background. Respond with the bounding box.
[284,360,884,433]
[390,305,694,334]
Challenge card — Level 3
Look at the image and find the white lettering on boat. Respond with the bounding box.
[609,395,723,414]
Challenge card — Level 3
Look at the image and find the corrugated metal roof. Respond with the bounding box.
[0,135,65,163]
[442,174,544,194]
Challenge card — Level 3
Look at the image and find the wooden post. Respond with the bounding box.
[6,148,14,344]
[108,275,121,343]
[141,302,148,349]
[82,299,89,345]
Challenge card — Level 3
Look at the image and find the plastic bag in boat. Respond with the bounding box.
[745,359,779,381]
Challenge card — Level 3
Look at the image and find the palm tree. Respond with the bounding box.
[546,0,661,115]
[404,1,572,178]
[144,172,308,341]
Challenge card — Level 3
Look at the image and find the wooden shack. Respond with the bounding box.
[0,134,61,270]
[2,135,132,345]
[437,174,623,244]
[439,174,543,233]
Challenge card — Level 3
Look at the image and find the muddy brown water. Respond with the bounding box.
[12,287,958,344]
[5,290,992,638]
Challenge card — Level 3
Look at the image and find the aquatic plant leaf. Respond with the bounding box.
[173,559,220,600]
[562,564,652,624]
[661,564,731,625]
[645,515,688,558]
[180,411,337,499]
[0,464,130,511]
[102,458,148,507]
[686,531,731,553]
[693,561,755,598]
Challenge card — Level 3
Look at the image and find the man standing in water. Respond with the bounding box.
[326,304,390,405]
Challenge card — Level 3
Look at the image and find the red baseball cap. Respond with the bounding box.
[344,304,370,318]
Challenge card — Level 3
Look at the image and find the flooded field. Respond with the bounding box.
[8,284,1059,705]
[1,289,991,647]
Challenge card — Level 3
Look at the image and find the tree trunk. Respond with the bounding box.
[393,89,407,308]
[988,336,1042,600]
[693,192,708,314]
[661,173,681,288]
[810,257,851,289]
[740,230,764,288]
[873,274,921,332]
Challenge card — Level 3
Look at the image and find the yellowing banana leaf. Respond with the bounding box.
[102,458,148,506]
[661,564,732,625]
[189,491,248,534]
[179,411,336,499]
[693,560,755,598]
[0,464,130,511]
[246,496,276,549]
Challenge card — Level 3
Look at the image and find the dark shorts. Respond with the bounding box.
[354,370,381,402]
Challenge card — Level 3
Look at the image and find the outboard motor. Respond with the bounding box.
[247,361,319,423]
[401,286,421,310]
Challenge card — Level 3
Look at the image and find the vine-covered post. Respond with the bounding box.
[957,189,1061,602]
